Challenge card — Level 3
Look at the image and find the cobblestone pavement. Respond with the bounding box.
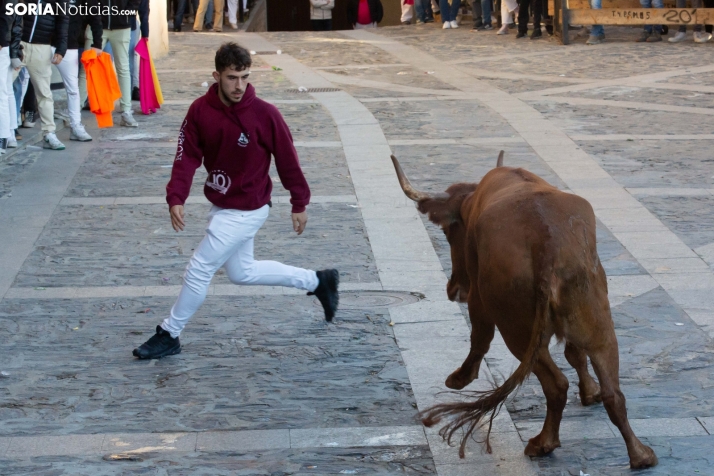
[0,23,713,475]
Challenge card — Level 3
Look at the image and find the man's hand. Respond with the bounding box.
[92,47,103,55]
[170,205,185,231]
[292,211,307,235]
[51,54,63,65]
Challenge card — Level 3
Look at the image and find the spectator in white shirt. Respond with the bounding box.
[310,0,335,30]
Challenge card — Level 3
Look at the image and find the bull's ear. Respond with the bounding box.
[417,198,456,227]
[496,150,504,167]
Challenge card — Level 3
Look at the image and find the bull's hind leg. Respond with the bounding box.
[524,350,569,457]
[588,336,658,469]
[445,317,495,390]
[564,342,602,406]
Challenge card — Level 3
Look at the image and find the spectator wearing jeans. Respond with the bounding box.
[310,0,335,31]
[470,0,493,30]
[636,0,663,42]
[439,0,461,28]
[585,0,605,44]
[20,0,69,150]
[669,0,712,42]
[414,0,435,23]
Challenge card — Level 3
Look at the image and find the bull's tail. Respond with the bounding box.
[420,294,552,458]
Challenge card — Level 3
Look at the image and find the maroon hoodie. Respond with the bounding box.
[166,83,310,213]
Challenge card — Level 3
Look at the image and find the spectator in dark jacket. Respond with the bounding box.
[79,0,142,127]
[0,9,23,152]
[20,0,69,150]
[56,0,102,142]
[346,0,383,28]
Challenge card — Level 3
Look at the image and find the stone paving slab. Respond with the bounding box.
[0,296,416,436]
[0,445,436,475]
[560,86,714,110]
[364,99,515,141]
[534,102,714,136]
[638,196,714,249]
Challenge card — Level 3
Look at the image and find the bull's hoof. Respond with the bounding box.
[524,435,561,457]
[445,368,472,390]
[580,390,602,406]
[579,382,602,406]
[629,446,658,469]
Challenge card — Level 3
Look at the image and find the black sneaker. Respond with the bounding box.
[132,86,140,101]
[308,269,339,322]
[82,99,90,111]
[530,28,542,39]
[516,30,528,38]
[132,325,181,359]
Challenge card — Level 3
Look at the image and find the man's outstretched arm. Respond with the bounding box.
[166,105,203,231]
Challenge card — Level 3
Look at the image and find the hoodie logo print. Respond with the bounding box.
[206,170,231,194]
[238,133,249,147]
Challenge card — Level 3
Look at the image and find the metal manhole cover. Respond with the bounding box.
[314,291,423,310]
[286,88,341,93]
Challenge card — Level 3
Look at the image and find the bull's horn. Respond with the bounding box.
[390,155,448,202]
[496,150,504,167]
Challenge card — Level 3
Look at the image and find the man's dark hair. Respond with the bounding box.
[215,43,252,72]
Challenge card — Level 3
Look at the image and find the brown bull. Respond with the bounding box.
[391,152,657,469]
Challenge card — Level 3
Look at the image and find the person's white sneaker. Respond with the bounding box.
[442,21,451,29]
[668,31,686,42]
[450,20,459,28]
[230,22,238,29]
[120,111,139,127]
[694,31,712,43]
[7,136,17,148]
[43,132,66,150]
[497,24,509,34]
[70,123,93,141]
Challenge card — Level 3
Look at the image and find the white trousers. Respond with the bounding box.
[52,48,81,127]
[0,48,13,139]
[161,205,320,337]
[226,0,248,24]
[502,0,518,24]
[401,1,414,21]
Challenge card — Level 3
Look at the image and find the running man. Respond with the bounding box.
[133,42,339,360]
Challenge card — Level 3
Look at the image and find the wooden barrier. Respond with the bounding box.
[547,0,714,43]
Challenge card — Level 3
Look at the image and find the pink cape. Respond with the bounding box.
[135,38,163,115]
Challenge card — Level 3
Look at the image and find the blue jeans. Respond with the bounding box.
[174,0,197,27]
[481,0,492,25]
[590,0,604,36]
[439,0,461,21]
[129,26,139,90]
[414,0,434,21]
[12,68,25,120]
[640,0,663,32]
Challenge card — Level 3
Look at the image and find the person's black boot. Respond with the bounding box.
[309,269,339,322]
[132,86,140,101]
[132,325,181,359]
[516,30,528,38]
[530,28,542,39]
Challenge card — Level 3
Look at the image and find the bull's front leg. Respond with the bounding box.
[445,298,495,390]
